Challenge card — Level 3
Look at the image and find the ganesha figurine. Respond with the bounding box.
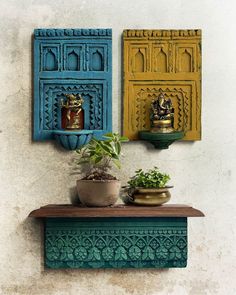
[150,92,174,133]
[61,94,84,130]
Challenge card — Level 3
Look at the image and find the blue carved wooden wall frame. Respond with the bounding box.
[33,29,112,150]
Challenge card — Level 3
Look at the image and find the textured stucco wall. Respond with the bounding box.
[0,0,236,294]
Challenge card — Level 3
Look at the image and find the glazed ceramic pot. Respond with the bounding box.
[76,180,121,207]
[127,187,172,206]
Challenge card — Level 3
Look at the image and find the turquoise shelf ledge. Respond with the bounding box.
[29,204,204,269]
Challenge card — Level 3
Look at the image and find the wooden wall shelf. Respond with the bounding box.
[29,204,204,269]
[29,204,204,218]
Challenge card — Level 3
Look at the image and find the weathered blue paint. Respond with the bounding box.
[53,130,93,150]
[45,217,187,269]
[33,28,112,150]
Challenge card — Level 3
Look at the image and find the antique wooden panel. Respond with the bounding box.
[33,29,112,149]
[123,29,201,141]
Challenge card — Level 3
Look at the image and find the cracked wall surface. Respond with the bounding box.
[0,0,236,294]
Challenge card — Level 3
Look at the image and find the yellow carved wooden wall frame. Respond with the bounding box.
[123,29,202,141]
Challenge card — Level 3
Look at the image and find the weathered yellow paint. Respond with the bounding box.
[123,29,202,141]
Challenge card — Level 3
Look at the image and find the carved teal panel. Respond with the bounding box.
[33,29,112,150]
[45,217,187,269]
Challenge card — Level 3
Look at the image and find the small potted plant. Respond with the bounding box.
[124,167,172,206]
[75,133,128,207]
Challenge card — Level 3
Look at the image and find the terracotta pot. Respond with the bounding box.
[76,179,121,207]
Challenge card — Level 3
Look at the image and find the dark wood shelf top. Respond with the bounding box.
[29,204,204,218]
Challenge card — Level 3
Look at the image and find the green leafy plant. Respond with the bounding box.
[75,133,128,180]
[128,167,170,188]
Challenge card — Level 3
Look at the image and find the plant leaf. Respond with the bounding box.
[103,133,113,138]
[119,136,129,142]
[115,142,121,154]
[113,159,121,169]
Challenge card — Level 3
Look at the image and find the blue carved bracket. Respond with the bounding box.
[33,29,112,150]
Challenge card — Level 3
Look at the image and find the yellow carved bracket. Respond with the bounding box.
[123,29,202,141]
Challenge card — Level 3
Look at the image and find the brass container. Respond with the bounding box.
[151,119,174,133]
[128,187,172,206]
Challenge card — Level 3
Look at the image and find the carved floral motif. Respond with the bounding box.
[45,224,187,268]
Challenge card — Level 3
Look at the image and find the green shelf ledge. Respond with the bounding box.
[139,131,184,149]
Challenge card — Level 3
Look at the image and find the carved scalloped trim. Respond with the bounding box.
[123,29,201,38]
[35,29,112,38]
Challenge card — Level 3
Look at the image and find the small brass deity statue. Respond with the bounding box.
[61,94,84,130]
[150,92,174,133]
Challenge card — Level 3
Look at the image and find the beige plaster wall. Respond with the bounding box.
[0,0,236,294]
